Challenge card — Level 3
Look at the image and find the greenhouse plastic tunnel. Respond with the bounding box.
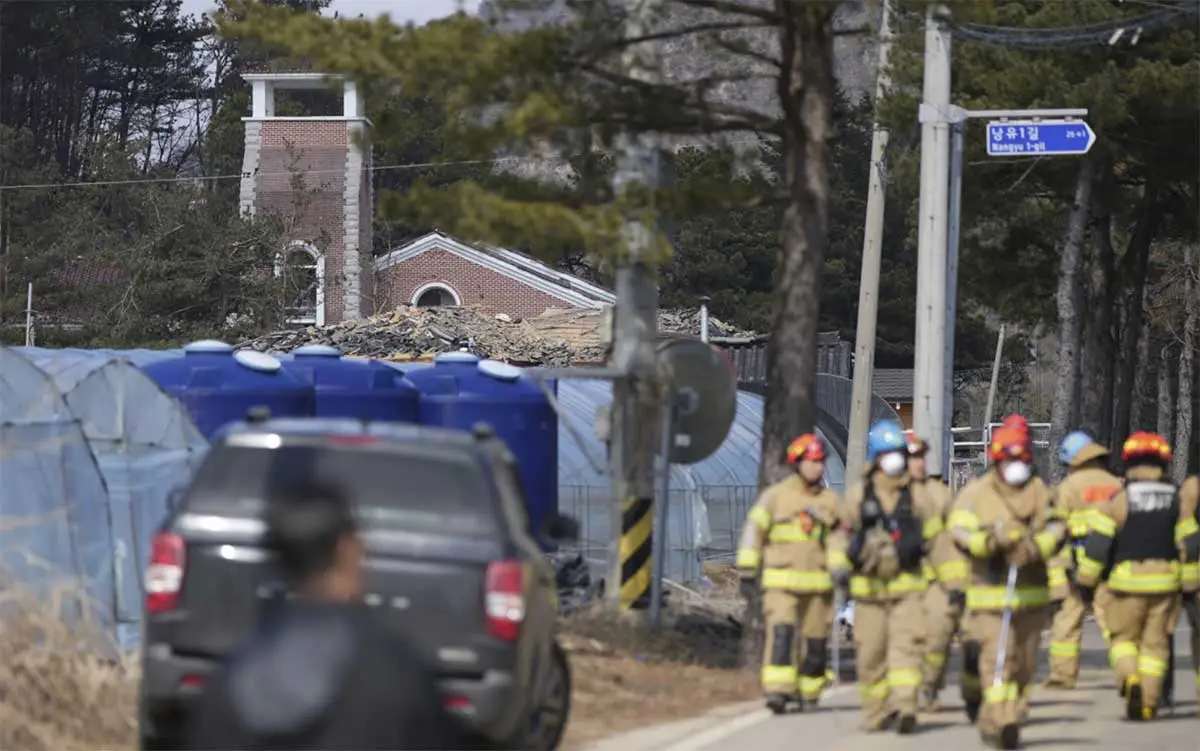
[0,347,113,633]
[18,347,209,649]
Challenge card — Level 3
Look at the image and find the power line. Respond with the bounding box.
[947,1,1199,49]
[0,154,569,192]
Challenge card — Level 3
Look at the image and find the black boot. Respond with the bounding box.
[765,693,790,714]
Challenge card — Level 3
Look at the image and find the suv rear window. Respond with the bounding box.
[184,442,498,536]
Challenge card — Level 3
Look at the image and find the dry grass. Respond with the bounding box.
[559,568,758,750]
[0,588,138,751]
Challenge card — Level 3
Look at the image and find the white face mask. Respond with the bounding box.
[877,451,907,477]
[1001,461,1032,486]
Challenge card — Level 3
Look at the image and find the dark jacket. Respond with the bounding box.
[185,600,499,750]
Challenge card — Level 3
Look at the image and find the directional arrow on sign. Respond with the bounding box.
[985,119,1096,157]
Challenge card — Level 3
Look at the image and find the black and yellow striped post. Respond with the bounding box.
[618,496,654,610]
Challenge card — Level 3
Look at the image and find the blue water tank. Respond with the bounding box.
[140,340,315,439]
[278,344,419,423]
[407,352,559,543]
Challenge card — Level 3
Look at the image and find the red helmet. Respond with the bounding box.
[786,433,827,463]
[1121,431,1172,464]
[903,429,928,457]
[1002,414,1030,438]
[988,425,1032,464]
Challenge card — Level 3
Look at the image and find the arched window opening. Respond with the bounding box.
[278,243,324,325]
[412,283,460,308]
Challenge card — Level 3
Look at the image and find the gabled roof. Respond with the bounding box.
[873,368,914,402]
[374,231,616,309]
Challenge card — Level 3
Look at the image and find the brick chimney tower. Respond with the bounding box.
[239,70,373,325]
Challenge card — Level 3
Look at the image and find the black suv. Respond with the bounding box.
[139,417,574,750]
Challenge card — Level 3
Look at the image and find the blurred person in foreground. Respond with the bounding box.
[185,481,497,750]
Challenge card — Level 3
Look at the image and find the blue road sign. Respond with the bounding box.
[986,119,1096,157]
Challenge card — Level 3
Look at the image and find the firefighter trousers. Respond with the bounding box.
[1047,584,1110,686]
[1106,591,1179,714]
[921,584,962,694]
[965,607,1045,738]
[854,593,924,728]
[761,590,833,701]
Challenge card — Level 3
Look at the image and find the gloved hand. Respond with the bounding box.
[1078,586,1095,607]
[948,589,966,609]
[1005,538,1038,568]
[993,519,1027,551]
[739,577,757,602]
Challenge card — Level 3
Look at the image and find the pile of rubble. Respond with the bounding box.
[239,305,758,366]
[240,306,604,366]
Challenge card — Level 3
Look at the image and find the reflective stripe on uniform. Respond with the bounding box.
[937,560,969,583]
[1076,555,1104,581]
[1034,529,1061,559]
[798,674,827,699]
[966,585,1050,611]
[888,668,922,688]
[762,664,797,687]
[1067,509,1092,538]
[1137,655,1167,678]
[860,678,888,700]
[748,505,772,529]
[1049,641,1080,658]
[1182,561,1200,590]
[1110,641,1138,667]
[1048,567,1068,589]
[923,515,944,540]
[1106,561,1180,594]
[984,681,1020,704]
[761,568,833,592]
[924,651,946,668]
[922,561,936,582]
[849,572,927,599]
[735,548,761,568]
[767,523,817,543]
[1177,516,1200,543]
[1089,513,1117,537]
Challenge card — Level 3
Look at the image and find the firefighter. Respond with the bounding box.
[908,431,969,713]
[947,423,1066,750]
[1044,431,1121,689]
[736,433,847,713]
[841,420,954,734]
[1075,432,1200,721]
[1182,476,1200,698]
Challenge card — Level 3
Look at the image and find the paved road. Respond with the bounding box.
[687,620,1197,750]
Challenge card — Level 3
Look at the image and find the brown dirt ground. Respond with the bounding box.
[559,566,759,749]
[0,566,755,751]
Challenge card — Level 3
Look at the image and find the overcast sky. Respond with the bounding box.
[179,0,483,26]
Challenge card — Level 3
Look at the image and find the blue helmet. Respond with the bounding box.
[1059,431,1095,465]
[867,420,908,462]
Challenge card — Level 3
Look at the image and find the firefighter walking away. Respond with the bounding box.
[842,420,954,734]
[1045,431,1121,689]
[1075,432,1200,720]
[1181,475,1200,697]
[948,422,1065,750]
[736,433,847,713]
[908,430,969,713]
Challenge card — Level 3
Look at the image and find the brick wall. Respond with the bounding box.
[253,119,372,324]
[375,248,567,319]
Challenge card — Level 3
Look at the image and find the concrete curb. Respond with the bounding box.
[579,685,855,751]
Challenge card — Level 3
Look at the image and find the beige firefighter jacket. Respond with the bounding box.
[1076,465,1200,595]
[735,474,846,593]
[1047,458,1123,599]
[948,469,1066,612]
[1182,476,1200,591]
[840,471,953,602]
[918,478,970,592]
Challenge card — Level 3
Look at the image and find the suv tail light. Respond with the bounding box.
[146,532,186,613]
[484,560,525,641]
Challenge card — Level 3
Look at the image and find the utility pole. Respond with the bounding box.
[942,121,964,475]
[913,5,952,476]
[607,0,664,615]
[846,0,894,481]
